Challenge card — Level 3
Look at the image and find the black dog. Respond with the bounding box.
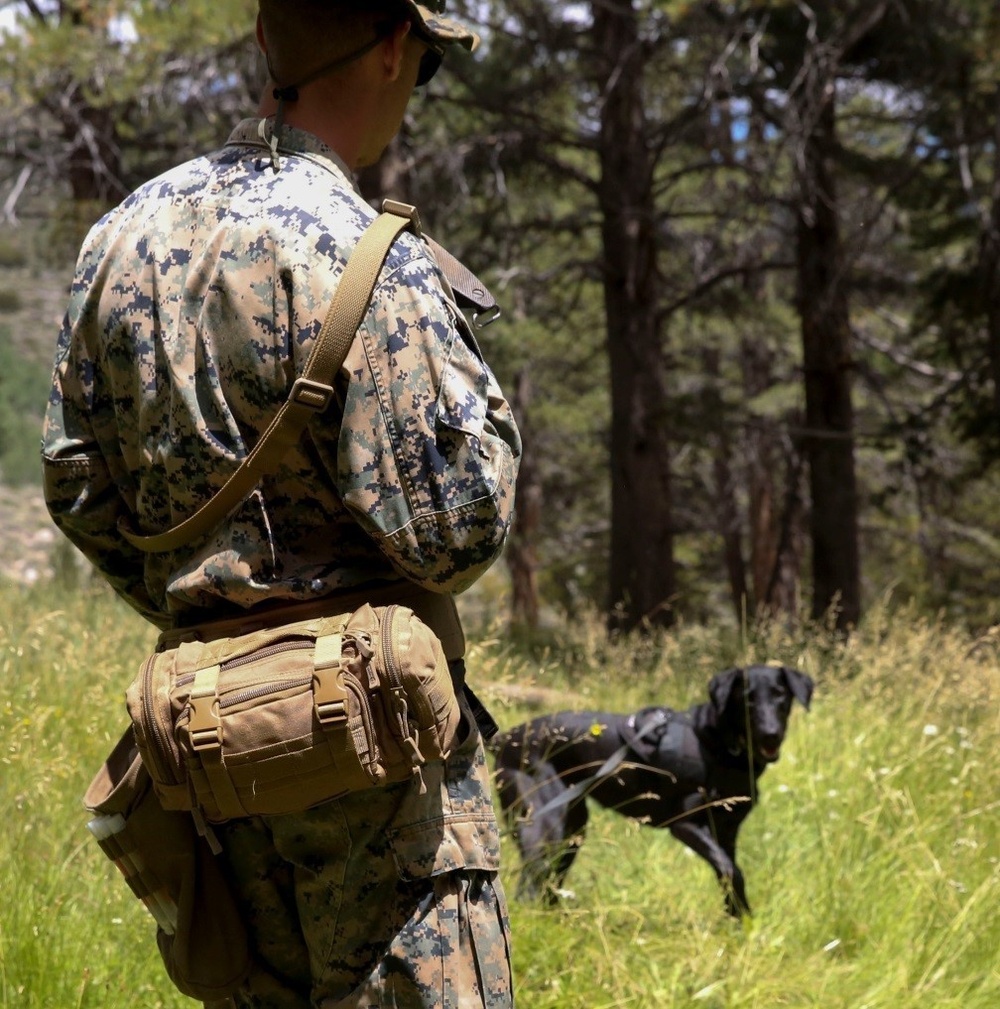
[491,665,814,916]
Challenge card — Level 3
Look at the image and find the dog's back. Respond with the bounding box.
[492,711,633,779]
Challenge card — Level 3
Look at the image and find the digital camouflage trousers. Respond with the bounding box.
[215,704,514,1009]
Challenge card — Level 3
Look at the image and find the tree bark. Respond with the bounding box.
[703,347,748,620]
[978,84,1000,425]
[592,0,675,633]
[794,96,861,629]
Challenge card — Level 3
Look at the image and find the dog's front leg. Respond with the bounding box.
[668,820,751,917]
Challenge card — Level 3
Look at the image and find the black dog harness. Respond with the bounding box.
[531,707,680,820]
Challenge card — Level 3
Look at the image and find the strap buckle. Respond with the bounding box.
[314,669,348,725]
[381,199,422,237]
[472,304,502,329]
[290,377,334,412]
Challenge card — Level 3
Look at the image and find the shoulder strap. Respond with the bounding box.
[119,201,420,554]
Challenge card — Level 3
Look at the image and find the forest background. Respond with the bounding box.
[1,5,999,1008]
[2,0,1000,634]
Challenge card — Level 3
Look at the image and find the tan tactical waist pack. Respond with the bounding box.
[126,602,462,824]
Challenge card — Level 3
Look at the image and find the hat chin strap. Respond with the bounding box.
[263,33,386,171]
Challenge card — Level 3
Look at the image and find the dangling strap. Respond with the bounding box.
[119,203,421,554]
[262,34,386,172]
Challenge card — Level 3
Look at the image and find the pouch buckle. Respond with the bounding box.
[188,665,222,751]
[314,632,348,726]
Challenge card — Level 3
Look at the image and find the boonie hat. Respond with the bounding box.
[402,1,480,52]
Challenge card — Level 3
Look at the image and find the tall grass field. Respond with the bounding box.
[2,579,997,1008]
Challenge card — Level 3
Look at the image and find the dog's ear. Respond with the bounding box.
[781,667,814,710]
[709,668,742,714]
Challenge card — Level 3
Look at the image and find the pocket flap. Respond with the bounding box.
[389,814,500,879]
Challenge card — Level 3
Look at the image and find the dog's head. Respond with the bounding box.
[708,665,814,765]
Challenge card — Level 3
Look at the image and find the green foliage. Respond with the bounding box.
[3,581,997,1008]
[38,199,109,270]
[0,0,260,200]
[0,326,50,487]
[0,290,22,313]
[0,239,28,270]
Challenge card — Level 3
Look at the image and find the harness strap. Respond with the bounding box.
[530,709,672,821]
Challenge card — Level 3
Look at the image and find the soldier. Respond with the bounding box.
[42,2,520,1007]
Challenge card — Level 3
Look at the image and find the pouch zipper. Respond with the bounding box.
[343,672,379,772]
[219,675,312,710]
[201,640,379,755]
[380,605,403,694]
[220,638,313,671]
[379,606,425,768]
[169,639,315,698]
[141,653,183,786]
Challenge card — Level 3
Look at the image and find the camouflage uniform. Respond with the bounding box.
[42,119,520,1007]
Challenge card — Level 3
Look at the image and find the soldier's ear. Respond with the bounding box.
[255,13,266,55]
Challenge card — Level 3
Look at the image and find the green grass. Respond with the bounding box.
[1,579,998,1008]
[0,327,51,487]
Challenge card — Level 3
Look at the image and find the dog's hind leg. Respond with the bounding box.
[507,769,589,905]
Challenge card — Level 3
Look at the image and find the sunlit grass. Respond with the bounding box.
[2,579,998,1007]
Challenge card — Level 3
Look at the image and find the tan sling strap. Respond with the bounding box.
[119,201,421,554]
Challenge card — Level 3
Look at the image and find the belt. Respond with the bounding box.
[157,582,466,661]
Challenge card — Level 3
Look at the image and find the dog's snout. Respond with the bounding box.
[753,725,784,762]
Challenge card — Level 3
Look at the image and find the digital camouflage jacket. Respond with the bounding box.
[42,119,521,629]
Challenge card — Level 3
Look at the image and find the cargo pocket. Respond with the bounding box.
[380,817,512,1008]
[436,349,488,443]
[389,814,500,880]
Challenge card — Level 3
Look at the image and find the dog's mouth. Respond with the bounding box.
[735,735,783,763]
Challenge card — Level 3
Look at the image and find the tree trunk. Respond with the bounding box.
[507,371,541,631]
[795,97,861,629]
[703,347,748,620]
[62,101,126,203]
[593,0,675,633]
[979,84,1000,426]
[740,336,803,620]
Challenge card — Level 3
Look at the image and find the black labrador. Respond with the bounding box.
[491,665,814,916]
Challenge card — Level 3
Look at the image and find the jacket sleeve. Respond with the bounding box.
[337,251,521,594]
[41,309,166,626]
